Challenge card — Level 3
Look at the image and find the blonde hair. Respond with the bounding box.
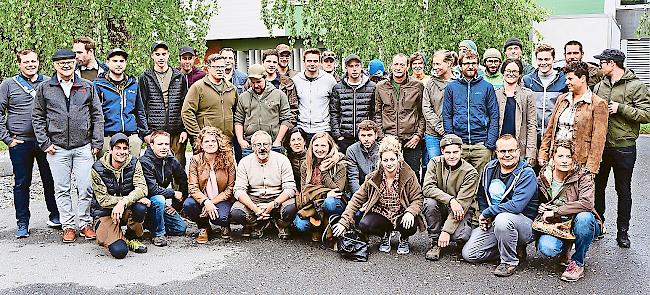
[377,135,403,167]
[304,132,339,184]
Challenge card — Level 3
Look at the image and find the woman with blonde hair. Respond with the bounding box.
[183,126,236,244]
[294,132,347,242]
[333,135,424,255]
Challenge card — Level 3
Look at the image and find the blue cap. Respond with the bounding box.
[459,40,478,53]
[368,59,385,76]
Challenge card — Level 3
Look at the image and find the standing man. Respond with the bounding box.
[94,48,147,156]
[220,47,248,94]
[330,54,376,152]
[32,49,104,243]
[292,48,338,140]
[182,54,238,150]
[235,64,292,157]
[453,40,486,78]
[593,49,650,248]
[564,40,603,89]
[442,51,500,173]
[483,48,504,89]
[178,46,206,88]
[523,44,567,151]
[139,41,189,167]
[260,49,298,126]
[503,37,534,76]
[276,44,298,78]
[72,36,108,81]
[0,49,59,238]
[410,52,430,86]
[321,50,340,82]
[374,53,425,179]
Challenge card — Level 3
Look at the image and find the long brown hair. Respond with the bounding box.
[195,126,234,170]
[304,132,339,184]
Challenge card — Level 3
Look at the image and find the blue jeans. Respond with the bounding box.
[537,212,601,266]
[241,146,285,158]
[183,197,233,228]
[422,134,441,182]
[9,140,58,225]
[145,195,187,237]
[295,196,359,232]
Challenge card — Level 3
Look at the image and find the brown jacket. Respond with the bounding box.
[300,159,347,193]
[422,76,448,136]
[339,160,425,232]
[182,76,238,139]
[496,85,537,160]
[188,153,236,205]
[538,92,608,174]
[374,77,425,141]
[538,163,601,221]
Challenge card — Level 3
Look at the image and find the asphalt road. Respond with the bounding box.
[1,137,650,295]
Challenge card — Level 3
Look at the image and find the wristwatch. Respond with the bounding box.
[272,201,280,209]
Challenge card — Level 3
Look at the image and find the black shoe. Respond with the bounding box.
[617,231,631,248]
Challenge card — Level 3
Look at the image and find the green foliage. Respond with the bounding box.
[637,14,650,38]
[261,0,548,68]
[0,0,217,79]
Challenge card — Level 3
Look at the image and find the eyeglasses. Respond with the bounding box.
[461,62,478,67]
[484,60,501,65]
[497,148,519,155]
[504,70,520,75]
[55,61,75,66]
[253,143,271,148]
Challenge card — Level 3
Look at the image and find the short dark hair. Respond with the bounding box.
[564,40,583,53]
[16,48,37,63]
[500,58,523,74]
[613,60,624,69]
[409,52,424,66]
[73,36,96,52]
[563,61,590,83]
[303,48,321,60]
[207,53,225,64]
[262,49,279,61]
[535,44,555,59]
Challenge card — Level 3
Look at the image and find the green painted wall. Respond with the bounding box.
[536,0,604,15]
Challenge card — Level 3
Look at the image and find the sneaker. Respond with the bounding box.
[493,263,517,277]
[561,260,585,282]
[617,231,631,248]
[62,228,76,243]
[153,236,168,247]
[517,244,528,262]
[425,245,441,261]
[251,222,268,239]
[221,226,232,241]
[241,225,252,238]
[310,231,321,242]
[274,221,290,240]
[597,225,606,240]
[47,216,61,228]
[15,223,30,239]
[80,224,96,240]
[126,239,148,253]
[196,228,209,244]
[397,238,410,255]
[379,233,391,253]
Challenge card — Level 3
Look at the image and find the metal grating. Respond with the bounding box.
[626,39,650,86]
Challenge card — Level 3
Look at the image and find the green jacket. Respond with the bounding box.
[182,76,238,139]
[234,82,292,142]
[594,69,650,148]
[484,72,504,90]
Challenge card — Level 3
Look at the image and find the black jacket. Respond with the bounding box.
[329,75,376,139]
[138,68,188,135]
[90,157,140,218]
[139,147,189,210]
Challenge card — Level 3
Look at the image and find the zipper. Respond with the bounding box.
[466,80,471,144]
[161,159,166,184]
[352,86,357,138]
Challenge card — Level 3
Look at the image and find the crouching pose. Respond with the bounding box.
[333,135,424,255]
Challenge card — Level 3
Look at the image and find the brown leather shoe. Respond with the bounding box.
[62,228,76,243]
[80,224,96,240]
[196,228,209,244]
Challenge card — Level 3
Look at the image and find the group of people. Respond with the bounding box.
[2,35,649,282]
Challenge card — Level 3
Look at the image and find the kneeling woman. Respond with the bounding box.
[183,126,236,244]
[294,132,347,241]
[536,140,601,282]
[333,135,424,254]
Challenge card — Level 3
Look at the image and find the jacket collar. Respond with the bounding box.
[369,160,412,188]
[564,90,593,105]
[342,74,370,88]
[49,73,84,87]
[201,75,235,93]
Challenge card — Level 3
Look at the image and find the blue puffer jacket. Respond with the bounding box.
[477,159,538,220]
[94,75,147,139]
[442,76,500,150]
[522,70,567,136]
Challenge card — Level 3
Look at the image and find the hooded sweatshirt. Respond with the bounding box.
[292,69,337,133]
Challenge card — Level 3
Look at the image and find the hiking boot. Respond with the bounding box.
[153,236,168,247]
[561,260,585,282]
[397,238,410,255]
[274,221,290,240]
[493,263,517,277]
[196,228,210,244]
[15,223,30,239]
[379,232,391,253]
[311,231,321,242]
[516,244,528,262]
[617,231,631,248]
[62,228,76,243]
[126,239,147,253]
[251,222,268,239]
[80,224,96,240]
[241,225,252,238]
[425,245,441,261]
[47,215,61,228]
[221,226,232,241]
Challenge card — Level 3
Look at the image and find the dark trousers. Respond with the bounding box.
[183,198,233,228]
[595,146,636,231]
[9,140,58,224]
[358,212,417,238]
[401,140,423,182]
[336,137,356,154]
[233,136,243,163]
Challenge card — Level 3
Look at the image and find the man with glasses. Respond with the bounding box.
[593,49,650,248]
[482,48,503,89]
[182,54,238,151]
[220,47,247,95]
[178,46,205,88]
[32,49,104,243]
[462,134,538,277]
[235,64,292,157]
[139,41,189,167]
[231,130,297,239]
[0,49,59,238]
[276,44,298,78]
[563,40,603,90]
[442,51,499,174]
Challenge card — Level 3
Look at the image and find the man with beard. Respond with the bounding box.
[345,120,380,195]
[235,64,292,157]
[276,44,298,78]
[231,131,297,239]
[0,49,59,238]
[563,40,603,90]
[178,46,205,88]
[483,48,504,89]
[72,36,108,81]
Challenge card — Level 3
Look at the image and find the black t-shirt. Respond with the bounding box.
[501,96,516,136]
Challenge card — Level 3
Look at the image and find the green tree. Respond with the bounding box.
[0,0,217,79]
[261,0,548,68]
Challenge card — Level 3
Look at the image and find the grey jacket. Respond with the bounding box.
[345,141,378,194]
[0,75,48,144]
[32,75,104,151]
[292,70,337,133]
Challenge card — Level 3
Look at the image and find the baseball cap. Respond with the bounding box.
[179,46,195,56]
[248,64,266,79]
[109,133,130,148]
[594,49,626,62]
[276,44,292,54]
[344,54,361,66]
[322,50,336,61]
[107,48,128,60]
[439,134,463,149]
[368,59,385,76]
[150,41,169,53]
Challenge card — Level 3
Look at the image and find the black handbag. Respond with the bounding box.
[328,215,369,262]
